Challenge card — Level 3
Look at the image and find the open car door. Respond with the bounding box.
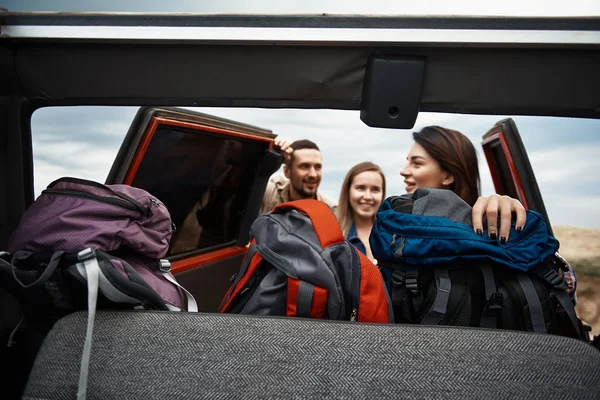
[106,107,282,311]
[481,118,553,235]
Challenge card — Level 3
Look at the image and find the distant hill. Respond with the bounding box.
[553,225,600,277]
[552,225,600,338]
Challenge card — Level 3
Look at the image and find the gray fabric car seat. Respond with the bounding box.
[23,311,600,400]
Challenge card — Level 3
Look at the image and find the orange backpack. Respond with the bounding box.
[219,199,392,323]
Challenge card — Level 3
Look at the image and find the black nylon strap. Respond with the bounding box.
[516,273,547,333]
[390,269,406,308]
[553,288,583,339]
[479,264,499,329]
[538,267,583,339]
[219,244,259,310]
[480,264,497,300]
[4,251,65,289]
[421,268,451,325]
[296,281,314,318]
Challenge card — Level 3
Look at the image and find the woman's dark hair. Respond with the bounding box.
[413,126,480,206]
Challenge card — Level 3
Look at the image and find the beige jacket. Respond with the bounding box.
[260,175,338,215]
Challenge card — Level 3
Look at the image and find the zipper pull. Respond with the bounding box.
[389,234,397,249]
[350,309,358,322]
[145,197,163,217]
[394,236,406,258]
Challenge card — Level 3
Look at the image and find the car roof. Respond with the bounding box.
[1,12,600,119]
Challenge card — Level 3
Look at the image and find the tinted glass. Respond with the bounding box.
[131,124,268,255]
[486,140,519,200]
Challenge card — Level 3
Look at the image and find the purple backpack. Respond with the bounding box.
[1,177,198,397]
[2,177,196,314]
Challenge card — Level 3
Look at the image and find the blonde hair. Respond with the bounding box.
[337,162,386,237]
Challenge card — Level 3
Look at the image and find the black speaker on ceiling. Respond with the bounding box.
[360,56,425,129]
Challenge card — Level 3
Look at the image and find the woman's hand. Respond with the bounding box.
[472,194,527,243]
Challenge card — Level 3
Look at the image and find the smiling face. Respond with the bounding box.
[349,170,384,221]
[284,148,323,200]
[399,142,454,193]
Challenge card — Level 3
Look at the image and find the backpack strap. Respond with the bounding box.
[291,280,315,317]
[287,279,328,319]
[479,264,500,329]
[156,259,198,312]
[273,200,344,247]
[421,268,452,325]
[74,247,101,400]
[538,267,583,339]
[387,265,420,322]
[218,242,262,312]
[1,251,65,289]
[390,268,407,309]
[516,273,547,333]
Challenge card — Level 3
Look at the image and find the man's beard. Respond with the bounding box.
[291,179,319,199]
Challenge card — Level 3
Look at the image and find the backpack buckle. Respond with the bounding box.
[486,292,502,311]
[391,269,405,288]
[405,271,419,293]
[391,269,419,293]
[77,247,96,261]
[542,269,566,289]
[158,259,171,273]
[552,253,569,272]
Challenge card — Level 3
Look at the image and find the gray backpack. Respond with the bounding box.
[218,199,392,323]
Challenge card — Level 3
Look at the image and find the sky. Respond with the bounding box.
[8,0,600,229]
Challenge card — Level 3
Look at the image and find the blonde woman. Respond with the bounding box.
[337,162,386,262]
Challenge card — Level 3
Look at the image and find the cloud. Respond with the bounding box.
[31,107,137,194]
[528,146,600,184]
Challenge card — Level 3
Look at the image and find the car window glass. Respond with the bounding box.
[484,140,520,199]
[131,124,268,255]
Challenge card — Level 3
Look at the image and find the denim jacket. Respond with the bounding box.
[346,223,366,256]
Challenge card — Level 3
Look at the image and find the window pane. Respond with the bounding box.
[131,124,268,255]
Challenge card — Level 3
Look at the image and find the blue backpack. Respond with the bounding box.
[370,188,586,340]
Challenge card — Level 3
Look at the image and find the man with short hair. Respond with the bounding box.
[260,138,338,214]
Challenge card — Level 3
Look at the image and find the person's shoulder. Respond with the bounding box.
[263,174,288,195]
[269,174,289,188]
[261,174,289,214]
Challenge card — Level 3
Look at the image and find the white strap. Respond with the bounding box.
[75,248,101,400]
[162,271,198,312]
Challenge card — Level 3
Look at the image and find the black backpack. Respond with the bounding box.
[371,189,588,341]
